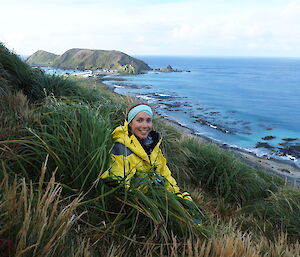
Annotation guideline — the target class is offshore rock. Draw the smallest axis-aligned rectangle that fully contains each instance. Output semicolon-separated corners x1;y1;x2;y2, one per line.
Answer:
255;142;275;149
262;135;276;140
153;65;190;73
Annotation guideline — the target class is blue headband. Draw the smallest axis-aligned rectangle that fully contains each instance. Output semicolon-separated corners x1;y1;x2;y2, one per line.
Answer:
128;105;153;123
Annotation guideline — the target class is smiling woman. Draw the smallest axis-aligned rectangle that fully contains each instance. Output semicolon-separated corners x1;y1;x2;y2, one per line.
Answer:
128;104;153;139
101;103;192;200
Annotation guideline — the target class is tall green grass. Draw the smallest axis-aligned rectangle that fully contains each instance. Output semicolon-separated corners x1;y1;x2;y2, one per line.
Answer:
3;101;114;194
154;119;193;184
243;188;300;241
181;138;284;204
0;43;36;98
78;181;210;257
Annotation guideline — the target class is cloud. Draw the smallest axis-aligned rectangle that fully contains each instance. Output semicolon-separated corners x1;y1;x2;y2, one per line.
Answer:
1;0;300;56
166;0;300;55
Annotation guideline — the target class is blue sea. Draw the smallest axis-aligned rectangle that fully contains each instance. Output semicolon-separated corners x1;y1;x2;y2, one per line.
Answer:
102;56;300;167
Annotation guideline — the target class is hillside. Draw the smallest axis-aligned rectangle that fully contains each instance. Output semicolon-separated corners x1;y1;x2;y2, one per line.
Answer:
1;42;300;256
26;48;151;74
26;50;59;66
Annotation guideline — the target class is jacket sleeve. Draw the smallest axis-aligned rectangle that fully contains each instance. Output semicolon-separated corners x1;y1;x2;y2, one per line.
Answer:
101;143;137;188
155;152;181;195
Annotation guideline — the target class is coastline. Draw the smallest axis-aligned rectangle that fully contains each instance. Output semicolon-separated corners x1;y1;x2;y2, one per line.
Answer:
162;116;300;188
101;79;300;188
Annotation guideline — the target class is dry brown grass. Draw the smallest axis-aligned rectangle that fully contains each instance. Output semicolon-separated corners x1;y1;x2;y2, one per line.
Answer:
0;90;32;141
166;229;300;257
0;157;91;257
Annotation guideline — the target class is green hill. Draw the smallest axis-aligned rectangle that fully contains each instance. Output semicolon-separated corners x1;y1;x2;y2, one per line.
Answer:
26;50;59;66
26;48;151;74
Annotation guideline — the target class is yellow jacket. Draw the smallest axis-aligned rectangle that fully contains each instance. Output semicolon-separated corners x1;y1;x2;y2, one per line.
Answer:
101;121;180;194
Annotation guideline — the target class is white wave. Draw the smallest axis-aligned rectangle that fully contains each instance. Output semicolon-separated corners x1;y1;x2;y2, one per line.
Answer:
136;95;156;103
177;121;187;127
246;148;299;165
155;93;171;97
286;154;297;161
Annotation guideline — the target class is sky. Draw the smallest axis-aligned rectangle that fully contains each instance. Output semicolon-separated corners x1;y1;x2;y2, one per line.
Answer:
1;0;300;57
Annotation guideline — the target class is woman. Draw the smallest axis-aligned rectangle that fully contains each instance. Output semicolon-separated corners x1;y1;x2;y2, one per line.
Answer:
101;103;191;200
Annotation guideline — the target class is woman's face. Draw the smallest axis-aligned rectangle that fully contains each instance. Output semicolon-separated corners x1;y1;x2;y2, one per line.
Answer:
129;111;153;139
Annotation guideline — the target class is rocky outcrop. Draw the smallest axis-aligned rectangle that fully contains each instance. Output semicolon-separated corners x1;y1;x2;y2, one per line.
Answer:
153;65;190;73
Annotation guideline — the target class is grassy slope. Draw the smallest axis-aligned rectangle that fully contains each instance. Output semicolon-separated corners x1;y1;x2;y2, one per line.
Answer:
1;42;300;256
26;50;59;66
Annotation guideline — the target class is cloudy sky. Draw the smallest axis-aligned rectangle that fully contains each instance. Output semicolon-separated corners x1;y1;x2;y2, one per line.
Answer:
1;0;300;57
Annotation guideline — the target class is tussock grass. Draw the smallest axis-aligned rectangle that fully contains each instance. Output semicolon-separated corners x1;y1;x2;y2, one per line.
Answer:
29;73;83;101
0;160;91;257
0;90;31;141
154;119;193;183
3;100;114;194
76;180;210;256
243;187;300;241
181;138;283;204
0;43;36;98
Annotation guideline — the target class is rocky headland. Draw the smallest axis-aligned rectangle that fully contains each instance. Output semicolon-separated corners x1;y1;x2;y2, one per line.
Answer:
26;48;151;74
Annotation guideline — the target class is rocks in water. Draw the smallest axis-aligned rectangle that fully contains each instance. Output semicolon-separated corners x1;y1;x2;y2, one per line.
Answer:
194;118;230;134
113;83;151;89
278;143;300;158
277;137;300;159
282;138;298;142
153;65;190;73
255;142;275;149
209;111;220;116
164;102;181;108
262;135;276;140
242;121;251;125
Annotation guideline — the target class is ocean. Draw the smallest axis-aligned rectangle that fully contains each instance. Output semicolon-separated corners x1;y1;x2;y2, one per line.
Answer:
102;56;300;167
